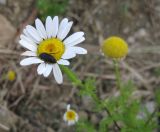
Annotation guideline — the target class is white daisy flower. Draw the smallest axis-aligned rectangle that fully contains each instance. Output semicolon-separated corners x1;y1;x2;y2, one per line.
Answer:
63;104;79;126
19;16;87;84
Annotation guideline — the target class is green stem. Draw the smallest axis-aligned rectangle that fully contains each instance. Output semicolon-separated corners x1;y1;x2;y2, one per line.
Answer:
113;59;121;89
60;65;83;87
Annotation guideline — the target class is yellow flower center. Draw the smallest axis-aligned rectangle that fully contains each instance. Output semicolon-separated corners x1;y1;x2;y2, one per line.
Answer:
66;110;76;121
7;70;16;81
101;36;128;59
37;38;65;62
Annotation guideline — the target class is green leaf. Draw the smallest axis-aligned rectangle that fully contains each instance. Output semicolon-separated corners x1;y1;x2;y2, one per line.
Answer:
36;0;69;20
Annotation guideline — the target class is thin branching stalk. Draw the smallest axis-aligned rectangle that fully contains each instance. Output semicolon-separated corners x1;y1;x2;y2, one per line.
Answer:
105;107;121;131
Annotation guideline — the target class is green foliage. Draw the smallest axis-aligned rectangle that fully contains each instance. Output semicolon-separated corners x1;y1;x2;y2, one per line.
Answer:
62;66;157;132
60;66;102;110
79;78;103;112
100;81;156;132
153;68;160;77
76;120;96;132
155;88;160;106
36;0;69;20
79;78;97;97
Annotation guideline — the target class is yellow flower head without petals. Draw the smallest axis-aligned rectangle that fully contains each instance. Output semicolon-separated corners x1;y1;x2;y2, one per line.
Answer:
101;36;128;59
7;70;16;81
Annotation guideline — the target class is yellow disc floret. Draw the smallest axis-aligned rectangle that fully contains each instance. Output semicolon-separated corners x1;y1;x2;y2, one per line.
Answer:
101;36;128;59
7;70;16;81
37;38;65;61
66;110;77;121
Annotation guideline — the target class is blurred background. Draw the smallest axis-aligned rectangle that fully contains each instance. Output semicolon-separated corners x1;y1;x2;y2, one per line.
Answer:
0;0;160;131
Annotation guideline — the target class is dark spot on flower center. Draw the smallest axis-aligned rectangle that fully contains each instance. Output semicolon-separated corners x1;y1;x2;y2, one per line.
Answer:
39;53;57;64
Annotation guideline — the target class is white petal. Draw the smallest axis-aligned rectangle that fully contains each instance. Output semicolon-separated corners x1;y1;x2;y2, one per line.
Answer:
53;64;63;84
63;32;84;45
70;47;87;54
26;25;42;42
43;64;53;77
58;18;68;34
65;37;85;47
68;121;75;126
20;57;43;66
52;16;59;37
19;40;37;51
23;29;38;43
46;16;59;38
46;16;54;38
35;18;47;39
21;51;37;56
57;21;73;40
63;112;67;121
23;29;31;38
37;63;46;75
20;34;36;45
67;104;71;111
61;48;76;59
75;113;79;122
57;59;70;65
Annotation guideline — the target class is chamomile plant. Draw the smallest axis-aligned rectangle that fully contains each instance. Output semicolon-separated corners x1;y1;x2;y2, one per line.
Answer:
63;104;79;126
19;16;87;84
